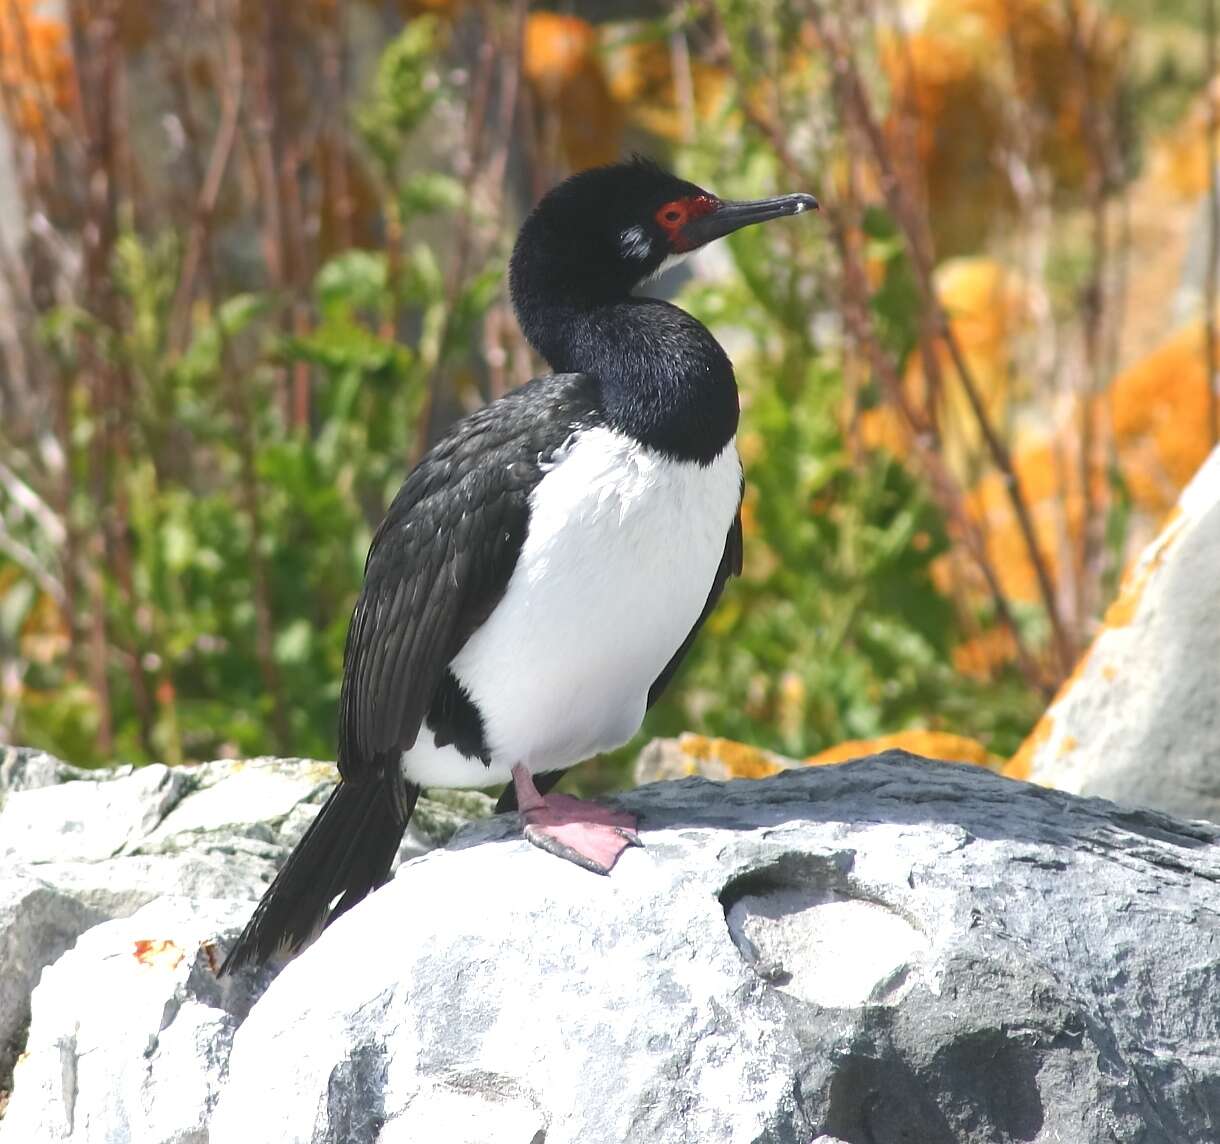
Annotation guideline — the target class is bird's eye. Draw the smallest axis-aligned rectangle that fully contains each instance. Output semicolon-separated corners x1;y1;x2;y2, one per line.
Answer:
655;200;689;230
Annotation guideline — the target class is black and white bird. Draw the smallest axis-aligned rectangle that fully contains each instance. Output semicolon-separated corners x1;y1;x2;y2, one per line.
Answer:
221;158;817;972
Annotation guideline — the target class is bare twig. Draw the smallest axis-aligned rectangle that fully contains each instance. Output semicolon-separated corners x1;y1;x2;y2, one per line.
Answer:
1061;0;1118;637
168;7;243;355
0;458;65;545
0;517;65;605
415;0;527;456
807;2;1075;678
707;0;1049;692
1207;0;1220;446
67;0;125;754
321;0;353;253
244;0;286;288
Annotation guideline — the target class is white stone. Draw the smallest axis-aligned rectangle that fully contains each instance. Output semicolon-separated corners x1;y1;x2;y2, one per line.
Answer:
0;764;189;863
212;757;1220;1144
0;748;492;1134
1020;445;1220;820
0;897;260;1144
7;749;1220;1140
139;760;332;851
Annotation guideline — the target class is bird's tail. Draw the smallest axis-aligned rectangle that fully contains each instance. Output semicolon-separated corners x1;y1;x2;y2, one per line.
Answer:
220;768;419;974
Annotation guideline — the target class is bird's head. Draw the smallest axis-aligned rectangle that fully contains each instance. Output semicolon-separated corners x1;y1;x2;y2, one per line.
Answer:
509;157;818;310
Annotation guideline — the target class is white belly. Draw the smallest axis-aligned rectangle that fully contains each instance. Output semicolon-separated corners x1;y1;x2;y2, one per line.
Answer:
401;428;741;789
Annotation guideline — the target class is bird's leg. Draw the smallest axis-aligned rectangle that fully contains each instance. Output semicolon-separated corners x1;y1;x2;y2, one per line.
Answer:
511;763;642;875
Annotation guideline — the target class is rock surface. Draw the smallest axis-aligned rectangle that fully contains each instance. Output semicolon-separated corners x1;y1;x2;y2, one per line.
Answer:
208;754;1220;1144
1;898;261;1144
1009;444;1220;821
0;745;491;1137
6;747;1220;1141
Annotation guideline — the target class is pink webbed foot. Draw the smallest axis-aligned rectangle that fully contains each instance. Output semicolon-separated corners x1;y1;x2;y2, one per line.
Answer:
511;764;642;875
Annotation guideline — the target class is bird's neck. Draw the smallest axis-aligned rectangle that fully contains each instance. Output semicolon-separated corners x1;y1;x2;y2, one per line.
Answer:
515;287;739;466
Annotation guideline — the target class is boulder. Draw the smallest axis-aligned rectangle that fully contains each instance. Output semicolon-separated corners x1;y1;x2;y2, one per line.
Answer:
0;746;492;1122
1008;445;1220;821
210;754;1220;1144
0;898;261;1144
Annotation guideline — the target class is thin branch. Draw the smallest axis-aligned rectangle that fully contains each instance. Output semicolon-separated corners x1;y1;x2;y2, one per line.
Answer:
1207;0;1220;446
0;517;65;605
806;2;1075;677
1061;0;1117;638
707;1;1049;693
168;12;244;354
320;0;353;252
415;0;526;456
0;457;65;545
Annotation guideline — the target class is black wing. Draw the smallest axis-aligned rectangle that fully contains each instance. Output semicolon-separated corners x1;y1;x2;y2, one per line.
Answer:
337;374;601;783
646;495;744;709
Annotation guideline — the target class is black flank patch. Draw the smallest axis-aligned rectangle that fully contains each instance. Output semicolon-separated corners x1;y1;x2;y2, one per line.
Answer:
427;670;491;766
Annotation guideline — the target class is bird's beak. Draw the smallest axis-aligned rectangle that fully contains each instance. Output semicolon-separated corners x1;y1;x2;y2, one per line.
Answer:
683;192;819;247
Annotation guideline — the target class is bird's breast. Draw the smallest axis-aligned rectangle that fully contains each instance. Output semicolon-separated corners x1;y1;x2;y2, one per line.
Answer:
440;427;740;780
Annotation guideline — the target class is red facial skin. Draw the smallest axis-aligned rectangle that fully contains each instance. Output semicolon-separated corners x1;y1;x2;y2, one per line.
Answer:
654;194;719;253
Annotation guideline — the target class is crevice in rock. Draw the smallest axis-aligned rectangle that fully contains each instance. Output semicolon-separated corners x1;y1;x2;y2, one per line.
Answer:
324;1041;389;1144
0;1015;29;1122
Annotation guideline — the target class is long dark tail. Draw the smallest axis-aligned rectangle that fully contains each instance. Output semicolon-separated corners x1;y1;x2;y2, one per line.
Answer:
220;768;419;974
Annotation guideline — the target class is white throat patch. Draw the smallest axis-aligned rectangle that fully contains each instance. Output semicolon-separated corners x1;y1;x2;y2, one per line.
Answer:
644;249;692;284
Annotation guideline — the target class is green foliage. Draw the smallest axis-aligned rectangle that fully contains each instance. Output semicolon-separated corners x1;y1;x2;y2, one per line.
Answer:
356;17;445;170
3;13;1043;785
4;22;472;767
633;223;1040;769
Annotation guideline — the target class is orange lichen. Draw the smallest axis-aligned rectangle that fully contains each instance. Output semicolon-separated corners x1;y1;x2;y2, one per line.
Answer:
523;12;598;89
962;427;1104;604
1101;507;1187;630
0;0;74;148
1006;637;1098;779
603;33;729;143
1151;76;1220;200
858;258;1035;483
676;733;786;779
806;730;1001;770
1004;713;1053;780
857;403;912;459
1109;325;1216;514
878;0;1124;253
522;13;622;170
133;939;185;971
951;626;1019;681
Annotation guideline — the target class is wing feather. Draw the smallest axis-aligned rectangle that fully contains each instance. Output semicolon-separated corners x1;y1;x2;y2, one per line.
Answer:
337;374;600;783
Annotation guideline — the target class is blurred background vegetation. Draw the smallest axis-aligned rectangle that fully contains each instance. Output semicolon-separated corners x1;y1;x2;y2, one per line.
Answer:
0;0;1216;790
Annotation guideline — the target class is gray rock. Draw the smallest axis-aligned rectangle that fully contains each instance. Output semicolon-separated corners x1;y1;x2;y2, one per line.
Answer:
0;756;316;1074
2;763;193;863
0;746;95;796
211;755;1220;1144
0;897;264;1144
0;749;493;1125
0;873;106;1093
1017;445;1220;821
